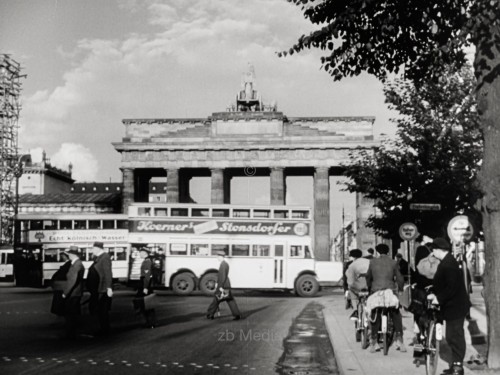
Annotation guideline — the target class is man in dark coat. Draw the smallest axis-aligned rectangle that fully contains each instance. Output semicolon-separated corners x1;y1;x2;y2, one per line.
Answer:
206;251;241;320
61;246;85;338
86;241;113;335
366;243;406;353
428;238;471;375
136;248;157;328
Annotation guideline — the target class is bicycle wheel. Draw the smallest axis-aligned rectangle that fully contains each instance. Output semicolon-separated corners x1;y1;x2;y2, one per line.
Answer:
383;310;394;356
425;321;440;375
355;302;363;342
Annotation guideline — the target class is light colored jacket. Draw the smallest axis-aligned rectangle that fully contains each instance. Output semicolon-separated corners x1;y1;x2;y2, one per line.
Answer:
346;257;370;292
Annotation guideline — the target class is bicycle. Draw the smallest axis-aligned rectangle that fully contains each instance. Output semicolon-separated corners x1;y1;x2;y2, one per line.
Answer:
413;286;442;375
370;305;396;355
353;290;370;349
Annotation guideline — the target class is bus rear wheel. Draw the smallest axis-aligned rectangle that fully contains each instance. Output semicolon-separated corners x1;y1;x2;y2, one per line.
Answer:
172;273;195;295
295;275;319;297
199;273;217;296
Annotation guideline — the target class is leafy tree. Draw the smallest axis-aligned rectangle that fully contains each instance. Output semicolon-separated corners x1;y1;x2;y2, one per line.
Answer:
343;66;482;240
282;0;500;367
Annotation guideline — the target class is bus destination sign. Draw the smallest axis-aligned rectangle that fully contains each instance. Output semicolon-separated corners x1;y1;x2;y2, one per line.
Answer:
131;220;310;236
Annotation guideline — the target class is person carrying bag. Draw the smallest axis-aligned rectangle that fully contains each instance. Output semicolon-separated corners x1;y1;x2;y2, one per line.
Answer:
133;248;157;328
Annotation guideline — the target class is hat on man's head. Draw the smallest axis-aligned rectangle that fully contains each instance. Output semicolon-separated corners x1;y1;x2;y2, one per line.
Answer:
215;251;226;257
93;241;104;249
65;245;80;256
139;248;151;254
349;249;363;259
431;237;451;251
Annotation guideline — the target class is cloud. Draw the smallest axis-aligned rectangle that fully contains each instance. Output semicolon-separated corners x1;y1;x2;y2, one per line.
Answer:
17;0;394;181
50;143;99;182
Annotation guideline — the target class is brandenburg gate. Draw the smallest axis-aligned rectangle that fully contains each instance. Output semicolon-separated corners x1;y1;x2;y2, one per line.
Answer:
113;66;378;261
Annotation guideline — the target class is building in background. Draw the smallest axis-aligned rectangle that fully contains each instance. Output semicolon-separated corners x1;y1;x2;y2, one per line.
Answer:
18;151;74;195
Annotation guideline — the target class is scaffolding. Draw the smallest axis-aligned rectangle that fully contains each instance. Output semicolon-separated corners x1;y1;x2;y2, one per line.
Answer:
0;54;24;245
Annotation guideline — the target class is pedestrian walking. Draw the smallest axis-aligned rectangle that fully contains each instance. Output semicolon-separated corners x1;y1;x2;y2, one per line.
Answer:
61;246;85;338
134;248;157;328
50;252;71;316
427;238;471;375
86;241;113;336
206;251;241;320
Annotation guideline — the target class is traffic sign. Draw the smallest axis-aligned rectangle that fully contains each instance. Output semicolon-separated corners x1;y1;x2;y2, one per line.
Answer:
447;215;474;243
399;222;419;241
409;203;441;211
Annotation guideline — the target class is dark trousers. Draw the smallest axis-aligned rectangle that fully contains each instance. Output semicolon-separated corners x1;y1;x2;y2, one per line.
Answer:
207;291;240;317
371;308;403;339
89;293;112;334
64;296;81;338
446;317;466;365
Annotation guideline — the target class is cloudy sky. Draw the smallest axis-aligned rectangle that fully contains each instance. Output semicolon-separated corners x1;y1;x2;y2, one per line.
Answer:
2;0;397;236
1;0;395;182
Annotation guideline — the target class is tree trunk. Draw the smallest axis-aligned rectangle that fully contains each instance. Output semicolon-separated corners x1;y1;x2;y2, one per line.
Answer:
476;23;500;370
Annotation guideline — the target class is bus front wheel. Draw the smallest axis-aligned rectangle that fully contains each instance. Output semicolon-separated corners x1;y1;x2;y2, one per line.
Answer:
199;273;218;296
295;275;319;297
172;273;195;295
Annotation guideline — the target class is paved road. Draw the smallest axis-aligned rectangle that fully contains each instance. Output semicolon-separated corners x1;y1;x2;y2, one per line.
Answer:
0;287;340;375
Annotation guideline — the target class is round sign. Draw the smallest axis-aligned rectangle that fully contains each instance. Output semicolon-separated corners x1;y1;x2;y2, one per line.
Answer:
447;215;474;243
399;222;419;241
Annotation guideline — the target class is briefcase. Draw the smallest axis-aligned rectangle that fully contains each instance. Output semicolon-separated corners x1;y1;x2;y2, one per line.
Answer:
143;293;158;310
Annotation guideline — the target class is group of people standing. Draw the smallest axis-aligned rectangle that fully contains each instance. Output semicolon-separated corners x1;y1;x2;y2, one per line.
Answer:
51;241;114;338
345;238;471;375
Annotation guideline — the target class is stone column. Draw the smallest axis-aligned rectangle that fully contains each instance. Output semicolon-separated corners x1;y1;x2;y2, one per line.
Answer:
166;168;179;203
270;167;285;205
314;167;330;261
121;168;134;214
211;168;224;204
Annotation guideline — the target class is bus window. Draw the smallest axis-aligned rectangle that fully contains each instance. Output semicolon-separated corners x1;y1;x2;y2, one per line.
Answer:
171;208;188;217
102;220;115;229
20;220;30;231
117;220;128;229
43;220;57;230
60;220;72;230
74;220;87;230
154;208;168;216
232;244;250;256
275;244;284;257
88;220;101;229
211;244;229;256
212;209;229;217
274;210;289;219
30;220;43;230
253;210;270;218
233;209;250;218
170;243;187;255
192;208;209;217
292;210;310;219
191;244;210;256
44;249;58;262
290;245;304;258
138;207;151;216
115;247;127;260
252;244;270;257
304;246;312;259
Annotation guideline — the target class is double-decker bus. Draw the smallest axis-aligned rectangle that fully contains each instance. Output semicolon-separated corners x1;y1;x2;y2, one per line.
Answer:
128;203;342;297
15;214;129;287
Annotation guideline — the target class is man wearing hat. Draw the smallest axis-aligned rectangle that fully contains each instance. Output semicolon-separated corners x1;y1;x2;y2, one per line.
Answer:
206;251;241;320
427;238;471;375
136;248;157;328
86;241;113;335
61;246;84;338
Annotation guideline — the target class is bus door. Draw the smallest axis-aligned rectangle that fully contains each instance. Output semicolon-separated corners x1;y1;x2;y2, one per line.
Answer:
273;243;287;288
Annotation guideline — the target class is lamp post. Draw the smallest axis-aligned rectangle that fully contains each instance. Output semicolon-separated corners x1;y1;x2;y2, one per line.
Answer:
12;155;25;247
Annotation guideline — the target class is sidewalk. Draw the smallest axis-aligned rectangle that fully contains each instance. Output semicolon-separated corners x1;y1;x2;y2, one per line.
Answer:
323;288;492;375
